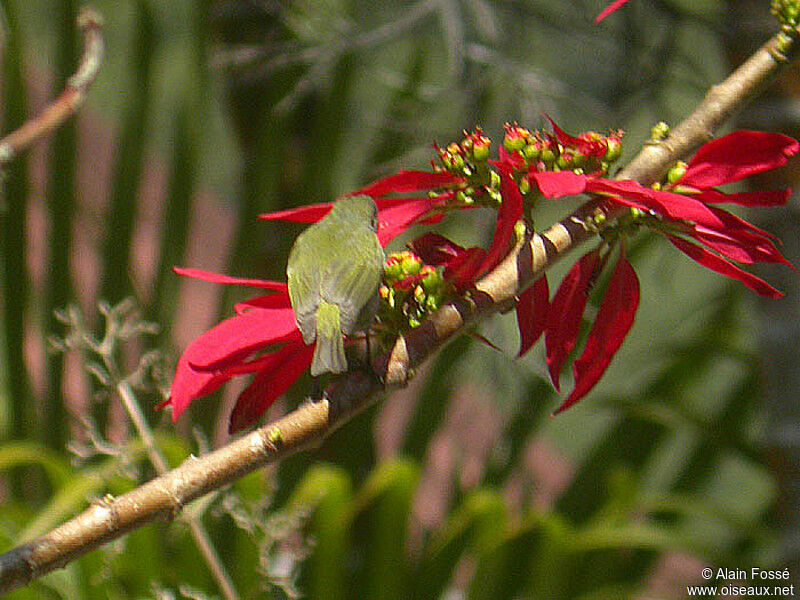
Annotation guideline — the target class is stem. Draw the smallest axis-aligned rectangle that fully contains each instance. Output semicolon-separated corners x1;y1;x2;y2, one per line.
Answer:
0;7;103;165
116;382;240;600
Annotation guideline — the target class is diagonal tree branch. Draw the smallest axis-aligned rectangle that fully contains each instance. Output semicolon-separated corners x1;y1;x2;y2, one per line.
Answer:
0;7;103;167
0;21;796;597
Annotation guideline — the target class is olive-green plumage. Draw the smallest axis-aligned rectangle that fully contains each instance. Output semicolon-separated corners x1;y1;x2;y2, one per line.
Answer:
287;195;384;376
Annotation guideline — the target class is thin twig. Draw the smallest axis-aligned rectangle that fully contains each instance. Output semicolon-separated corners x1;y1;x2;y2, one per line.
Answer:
0;19;795;598
0;7;103;166
117;382;240;600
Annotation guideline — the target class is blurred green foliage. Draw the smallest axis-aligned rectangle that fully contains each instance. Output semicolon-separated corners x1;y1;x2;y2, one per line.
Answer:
0;0;795;598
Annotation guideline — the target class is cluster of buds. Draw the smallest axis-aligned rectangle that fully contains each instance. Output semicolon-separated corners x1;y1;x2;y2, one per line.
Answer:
436;127;492;174
503;122;623;176
435;128;502;207
378;251;447;331
772;0;800;29
433;122;623;210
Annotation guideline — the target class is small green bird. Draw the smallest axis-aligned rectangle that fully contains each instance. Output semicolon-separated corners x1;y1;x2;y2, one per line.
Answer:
287;195;384;376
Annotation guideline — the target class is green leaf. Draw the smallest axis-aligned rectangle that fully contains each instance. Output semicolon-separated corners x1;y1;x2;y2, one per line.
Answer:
411;488;506;600
0;0;33;445
0;442;72;486
99;0;157;306
43;0;80;451
352;460;420;600
468;511;571;600
289;465;354;600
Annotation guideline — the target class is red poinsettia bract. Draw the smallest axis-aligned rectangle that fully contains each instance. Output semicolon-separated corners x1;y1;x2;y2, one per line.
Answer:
596;0;633;23
511;128;796;412
258;171;464;246
545;248;639;414
166;124;795;429
513;130;797;298
164;268;313;433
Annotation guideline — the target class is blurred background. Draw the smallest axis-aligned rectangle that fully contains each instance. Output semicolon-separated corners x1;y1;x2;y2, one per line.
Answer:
1;0;799;598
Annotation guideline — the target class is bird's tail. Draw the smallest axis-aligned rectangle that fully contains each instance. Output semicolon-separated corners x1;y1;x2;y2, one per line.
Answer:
312;301;347;376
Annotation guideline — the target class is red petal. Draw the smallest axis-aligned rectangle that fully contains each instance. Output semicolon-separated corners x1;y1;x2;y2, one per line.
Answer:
258;203;332;223
376;197;442;245
544;114;582;148
186;306;301;371
691;226;789;266
530;170;588;198
356;170;463;197
589;178;727;230
695;188;791;207
409;232;465;266
235;293;297;315
704;204;779;240
173;266;288;292
166;356;232;421
444;247;487;291
478;168;524;276
687;207;791;267
545;249;601;390
682;131;799;188
517;274;549;357
228;342;314;433
496;146;526;171
164;347;295;422
554;252;639;414
168;348;290;415
595;0;632;23
667;235;784;298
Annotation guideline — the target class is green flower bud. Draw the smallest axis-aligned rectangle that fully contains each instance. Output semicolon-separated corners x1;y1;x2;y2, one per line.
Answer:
523;142;541;161
420;265;441;293
425;295;440;311
472;139;491;162
540;147;556;165
514;220;527;241
666;161;687;184
630;207;646;219
384;255;403;281
604;137;623;162
593;212;606;228
503;123;529;152
650;121;670;142
556;152;570;169
571;151;588;169
379;284;396;309
772;0;800;28
504;135;526;152
401;252;421;276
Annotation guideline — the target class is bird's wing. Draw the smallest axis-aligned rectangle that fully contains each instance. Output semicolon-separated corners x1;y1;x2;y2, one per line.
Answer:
321;235;384;334
287;231;320;343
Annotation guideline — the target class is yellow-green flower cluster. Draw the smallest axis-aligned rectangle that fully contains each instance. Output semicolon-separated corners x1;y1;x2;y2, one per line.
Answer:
379;251;447;331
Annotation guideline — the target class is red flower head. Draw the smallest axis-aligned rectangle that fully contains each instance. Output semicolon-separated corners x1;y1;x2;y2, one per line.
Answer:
517;128;797;298
509;125;796;411
162;268;313;433
166;121;796;430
